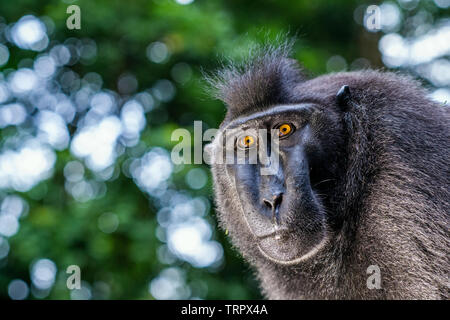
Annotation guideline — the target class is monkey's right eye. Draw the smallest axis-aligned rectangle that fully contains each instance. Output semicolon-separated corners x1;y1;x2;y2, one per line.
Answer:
237;135;256;149
275;123;295;138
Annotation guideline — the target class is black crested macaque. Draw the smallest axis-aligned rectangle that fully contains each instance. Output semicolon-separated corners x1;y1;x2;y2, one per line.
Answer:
205;42;449;299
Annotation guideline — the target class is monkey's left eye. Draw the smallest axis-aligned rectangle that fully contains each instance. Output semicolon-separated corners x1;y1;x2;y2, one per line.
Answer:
276;123;295;138
237;135;256;149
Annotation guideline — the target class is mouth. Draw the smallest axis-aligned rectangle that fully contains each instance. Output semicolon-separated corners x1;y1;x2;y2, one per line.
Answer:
252;213;329;265
256;225;290;240
238;192;328;265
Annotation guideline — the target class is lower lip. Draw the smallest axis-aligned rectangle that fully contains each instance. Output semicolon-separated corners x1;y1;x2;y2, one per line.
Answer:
257;228;289;240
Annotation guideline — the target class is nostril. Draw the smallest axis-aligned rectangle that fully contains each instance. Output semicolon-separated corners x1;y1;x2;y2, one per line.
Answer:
263;199;273;209
263;193;283;210
273;193;283;208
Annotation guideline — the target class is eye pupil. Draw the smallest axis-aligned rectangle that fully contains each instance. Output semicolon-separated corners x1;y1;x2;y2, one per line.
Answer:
239;135;255;148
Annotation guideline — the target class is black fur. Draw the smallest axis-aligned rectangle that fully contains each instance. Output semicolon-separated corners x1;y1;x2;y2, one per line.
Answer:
207;43;449;299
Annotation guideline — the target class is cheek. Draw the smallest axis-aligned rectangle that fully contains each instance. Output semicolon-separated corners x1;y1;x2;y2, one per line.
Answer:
213;165;262;253
228;163;260;203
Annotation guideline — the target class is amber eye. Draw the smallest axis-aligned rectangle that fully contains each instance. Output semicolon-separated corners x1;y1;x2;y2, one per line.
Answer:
277;123;294;137
237;135;256;149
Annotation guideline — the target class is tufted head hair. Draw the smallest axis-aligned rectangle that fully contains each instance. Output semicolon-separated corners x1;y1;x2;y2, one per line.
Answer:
205;39;305;123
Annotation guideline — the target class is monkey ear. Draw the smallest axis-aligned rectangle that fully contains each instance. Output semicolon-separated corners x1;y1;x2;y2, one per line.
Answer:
336;85;351;111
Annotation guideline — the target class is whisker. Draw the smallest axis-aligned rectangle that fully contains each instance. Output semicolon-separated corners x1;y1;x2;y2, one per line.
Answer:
312;178;335;188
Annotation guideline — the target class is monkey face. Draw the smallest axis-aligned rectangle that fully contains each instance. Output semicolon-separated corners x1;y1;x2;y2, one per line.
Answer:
209;103;343;265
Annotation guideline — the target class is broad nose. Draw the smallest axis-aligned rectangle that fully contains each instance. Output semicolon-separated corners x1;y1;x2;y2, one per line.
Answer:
262;193;283;211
